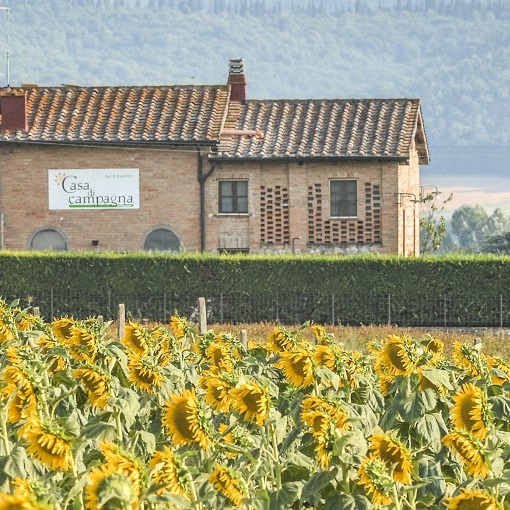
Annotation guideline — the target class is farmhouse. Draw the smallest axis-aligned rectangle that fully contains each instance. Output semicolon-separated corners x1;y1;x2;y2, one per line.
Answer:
0;59;429;255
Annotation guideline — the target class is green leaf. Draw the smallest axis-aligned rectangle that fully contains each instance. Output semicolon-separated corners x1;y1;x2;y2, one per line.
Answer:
416;457;446;504
268;482;301;510
398;388;437;423
415;413;448;453
420;369;454;390
3;446;36;479
302;471;331;496
81;421;117;441
281;464;310;484
324;493;371;510
114;388;141;428
245;490;270;510
137;430;156;455
490;396;510;420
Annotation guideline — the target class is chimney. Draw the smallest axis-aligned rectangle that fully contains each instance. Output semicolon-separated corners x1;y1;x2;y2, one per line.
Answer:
227;58;246;102
0;89;28;132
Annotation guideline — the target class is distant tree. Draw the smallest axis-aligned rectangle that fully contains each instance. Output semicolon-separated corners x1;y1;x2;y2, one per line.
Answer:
420;190;453;254
450;205;489;252
482;232;510;254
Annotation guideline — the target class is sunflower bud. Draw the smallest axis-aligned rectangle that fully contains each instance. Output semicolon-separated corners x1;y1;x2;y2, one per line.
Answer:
97;473;134;510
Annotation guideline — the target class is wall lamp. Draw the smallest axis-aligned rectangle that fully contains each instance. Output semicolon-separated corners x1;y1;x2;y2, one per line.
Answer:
420;185;441;201
395;192;418;207
92;240;99;247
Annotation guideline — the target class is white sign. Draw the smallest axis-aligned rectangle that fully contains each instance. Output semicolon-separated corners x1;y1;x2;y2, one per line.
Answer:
48;169;139;210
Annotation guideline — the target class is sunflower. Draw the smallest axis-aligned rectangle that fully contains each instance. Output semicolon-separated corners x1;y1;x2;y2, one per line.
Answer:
451;383;489;440
209;464;247;508
0;365;37;423
301;396;350;432
369;434;412;485
51;317;75;343
170;316;188;340
122;322;150;356
358;455;394;507
0;320;15;343
312;324;327;344
162;389;211;449
205;341;235;373
149;447;190;499
276;349;315;387
199;373;234;413
23;419;73;471
301;409;334;468
444;488;502;510
14;310;36;332
66;326;98;364
85;464;137;510
485;355;510;385
127;353;164;394
0;494;52;509
442;431;489;478
424;337;444;366
452;341;487;378
98;441;144;501
265;327;295;353
73;367;110;409
230;382;269;427
312;344;336;370
377;335;415;376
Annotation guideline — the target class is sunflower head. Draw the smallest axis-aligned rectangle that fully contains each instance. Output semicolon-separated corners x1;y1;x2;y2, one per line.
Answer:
485;354;510;386
423;337;444;366
369;434;412;485
149;447;191;499
312;344;336;370
122;322;150;356
0;493;53;509
276;349;315;387
377;335;416;376
23;419;74;471
66;325;99;364
51;317;75;343
127;353;164;394
0;319;16;343
209;464;248;508
301;396;350;432
162;389;212;449
73;367;110;408
451;383;490;440
170;316;189;341
358;455;394;507
265;327;296;353
452;341;488;378
205;341;235;373
199;372;235;413
230;382;270;427
442;430;489;479
85;464;136;510
444;488;503;510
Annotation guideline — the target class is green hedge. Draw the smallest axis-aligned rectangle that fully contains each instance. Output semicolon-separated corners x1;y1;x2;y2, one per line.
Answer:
1;252;510;324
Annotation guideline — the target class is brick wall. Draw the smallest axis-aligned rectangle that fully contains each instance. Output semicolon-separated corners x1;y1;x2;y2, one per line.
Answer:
0;144;201;251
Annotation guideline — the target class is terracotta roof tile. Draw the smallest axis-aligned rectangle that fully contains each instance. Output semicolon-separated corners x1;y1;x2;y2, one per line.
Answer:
0;85;230;145
216;98;429;164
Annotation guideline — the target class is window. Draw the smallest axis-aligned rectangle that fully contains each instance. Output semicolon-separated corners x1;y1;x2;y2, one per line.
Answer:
218;180;248;214
330;180;357;217
144;228;180;252
29;229;67;251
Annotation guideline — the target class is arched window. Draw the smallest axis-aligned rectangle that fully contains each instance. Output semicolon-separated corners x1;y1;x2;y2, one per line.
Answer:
144;228;180;252
30;229;67;251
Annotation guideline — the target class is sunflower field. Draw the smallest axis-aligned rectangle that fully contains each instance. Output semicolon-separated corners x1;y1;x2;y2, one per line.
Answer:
1;299;510;509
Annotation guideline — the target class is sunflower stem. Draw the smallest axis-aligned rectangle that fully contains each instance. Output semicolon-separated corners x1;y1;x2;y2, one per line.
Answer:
114;407;124;442
392;484;402;510
269;424;282;491
70;458;84;510
0;406;11;455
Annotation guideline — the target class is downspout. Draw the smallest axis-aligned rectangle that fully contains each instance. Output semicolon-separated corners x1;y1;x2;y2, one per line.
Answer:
197;148;216;252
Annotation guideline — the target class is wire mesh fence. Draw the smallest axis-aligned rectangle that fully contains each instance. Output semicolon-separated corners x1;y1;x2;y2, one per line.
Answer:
4;290;510;327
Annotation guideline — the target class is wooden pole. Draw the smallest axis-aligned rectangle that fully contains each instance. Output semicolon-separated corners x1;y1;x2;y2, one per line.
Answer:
198;297;207;334
240;329;248;349
118;303;125;340
33;307;40;317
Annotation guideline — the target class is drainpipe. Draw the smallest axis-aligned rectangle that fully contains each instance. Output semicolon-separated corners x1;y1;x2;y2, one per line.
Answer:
0;212;4;249
197;149;216;252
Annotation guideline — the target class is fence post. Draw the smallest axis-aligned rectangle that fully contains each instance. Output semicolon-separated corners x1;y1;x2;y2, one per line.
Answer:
198;297;207;334
118;303;125;340
33;306;40;317
276;293;279;322
163;290;167;321
501;294;503;329
387;294;391;325
220;293;224;323
50;288;54;319
443;294;447;329
240;329;248;349
331;294;335;325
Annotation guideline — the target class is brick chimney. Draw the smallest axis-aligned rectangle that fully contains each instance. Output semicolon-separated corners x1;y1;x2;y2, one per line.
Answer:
227;58;246;102
0;89;28;132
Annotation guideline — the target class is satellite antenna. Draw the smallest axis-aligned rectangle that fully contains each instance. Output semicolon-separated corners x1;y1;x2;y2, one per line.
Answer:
0;7;9;86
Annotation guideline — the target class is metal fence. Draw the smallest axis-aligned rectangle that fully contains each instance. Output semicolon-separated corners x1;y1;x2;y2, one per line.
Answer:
4;290;510;327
